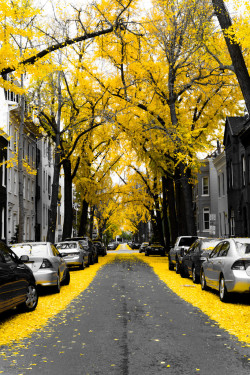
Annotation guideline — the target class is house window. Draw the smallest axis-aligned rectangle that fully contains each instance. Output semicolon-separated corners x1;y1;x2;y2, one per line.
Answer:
2;157;6;187
230;161;234;188
230;210;235;236
218;175;221;197
242;155;246;187
222;173;225;195
14;170;18;195
202;177;209;195
203;208;210;231
1;207;5;239
23;176;26;199
48;175;51;196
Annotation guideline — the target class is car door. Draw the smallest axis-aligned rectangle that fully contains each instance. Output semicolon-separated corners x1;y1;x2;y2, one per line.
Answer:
212;242;230;289
0;243;27;313
51;244;66;281
204;243;223;287
184;242;197;276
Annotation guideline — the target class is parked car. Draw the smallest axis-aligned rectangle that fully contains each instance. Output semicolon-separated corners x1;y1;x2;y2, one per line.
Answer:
181;238;221;282
93;240;107;256
0;240;38;314
168;236;198;272
200;238;250;302
56;241;89;269
107;242;118;251
145;242;165;256
65;237;98;264
139;242;149;253
11;242;70;293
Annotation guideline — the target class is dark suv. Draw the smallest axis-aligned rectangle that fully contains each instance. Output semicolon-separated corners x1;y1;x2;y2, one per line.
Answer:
168;236;198;273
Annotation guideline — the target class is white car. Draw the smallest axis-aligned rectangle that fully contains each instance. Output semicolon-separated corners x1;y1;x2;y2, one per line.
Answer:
11;242;70;293
201;238;250;302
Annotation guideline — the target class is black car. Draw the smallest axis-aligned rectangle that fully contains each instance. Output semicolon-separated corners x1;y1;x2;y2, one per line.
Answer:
65;237;98;265
93;240;107;256
181;238;221;282
0;241;38;315
145;242;165;257
107;242;118;250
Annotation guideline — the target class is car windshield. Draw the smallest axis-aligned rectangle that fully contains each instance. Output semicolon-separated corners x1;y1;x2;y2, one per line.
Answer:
235;241;250;255
179;237;197;246
11;244;49;257
57;243;77;249
201;240;221;251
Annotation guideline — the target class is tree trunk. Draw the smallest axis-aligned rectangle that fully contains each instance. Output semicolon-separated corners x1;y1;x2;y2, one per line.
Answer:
212;0;250;114
174;166;187;235
165;175;178;246
89;205;95;239
17;78;25;243
179;164;197;236
47;149;60;243
78;199;89;236
62;159;73;240
162;176;171;252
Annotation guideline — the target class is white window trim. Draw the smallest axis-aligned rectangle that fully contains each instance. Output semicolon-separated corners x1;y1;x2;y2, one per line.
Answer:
202;176;209;196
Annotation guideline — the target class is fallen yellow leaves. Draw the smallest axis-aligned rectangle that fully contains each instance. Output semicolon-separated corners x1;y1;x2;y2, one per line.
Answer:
0;255;115;347
1;252;250;349
139;254;250;345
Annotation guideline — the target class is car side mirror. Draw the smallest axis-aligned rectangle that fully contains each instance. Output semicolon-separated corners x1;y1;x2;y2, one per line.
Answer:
20;255;29;262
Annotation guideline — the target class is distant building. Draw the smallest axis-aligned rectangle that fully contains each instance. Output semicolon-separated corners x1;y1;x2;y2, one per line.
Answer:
213;150;229;237
223;115;250;236
194;155;219;238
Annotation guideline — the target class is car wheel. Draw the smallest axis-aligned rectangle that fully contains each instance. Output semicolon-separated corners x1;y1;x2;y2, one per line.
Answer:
63;269;70;285
145;252;149;256
20;283;38;312
192;266;199;283
54;274;61;293
176;261;180;274
180;265;187;278
79;260;85;270
201;270;208;291
169;261;174;270
219;276;229;302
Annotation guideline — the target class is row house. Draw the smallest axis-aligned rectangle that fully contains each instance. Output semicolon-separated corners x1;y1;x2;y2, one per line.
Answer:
224;115;250;237
0;83;64;244
195;114;250;239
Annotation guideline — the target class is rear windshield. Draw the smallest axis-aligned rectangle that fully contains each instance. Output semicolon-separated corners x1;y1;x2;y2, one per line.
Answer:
201;240;220;251
11;244;48;257
57;243;77;249
235;241;250;255
179;237;197;246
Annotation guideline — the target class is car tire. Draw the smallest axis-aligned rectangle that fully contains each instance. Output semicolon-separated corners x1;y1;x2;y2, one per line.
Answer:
201;270;208;291
192;266;199;283
54;274;61;293
19;283;38;312
219;276;229;302
63;269;70;285
145;252;149;256
180;265;187;278
169;260;174;270
79;260;85;270
176;261;180;274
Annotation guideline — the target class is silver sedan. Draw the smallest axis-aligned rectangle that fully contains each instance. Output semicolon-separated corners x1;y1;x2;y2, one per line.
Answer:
56;241;89;269
11;242;70;293
200;238;250;302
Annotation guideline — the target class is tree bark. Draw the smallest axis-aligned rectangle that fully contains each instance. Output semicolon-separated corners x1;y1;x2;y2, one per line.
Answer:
78;199;89;236
62;159;73;240
47;149;60;243
17;84;25;243
165;175;178;245
162;176;171;251
212;0;250;114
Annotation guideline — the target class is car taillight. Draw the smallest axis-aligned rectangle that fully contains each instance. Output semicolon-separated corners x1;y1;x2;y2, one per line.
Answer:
231;260;250;270
40;259;53;268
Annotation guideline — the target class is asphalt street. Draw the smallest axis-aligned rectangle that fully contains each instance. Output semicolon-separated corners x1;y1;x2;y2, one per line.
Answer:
1;248;250;375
